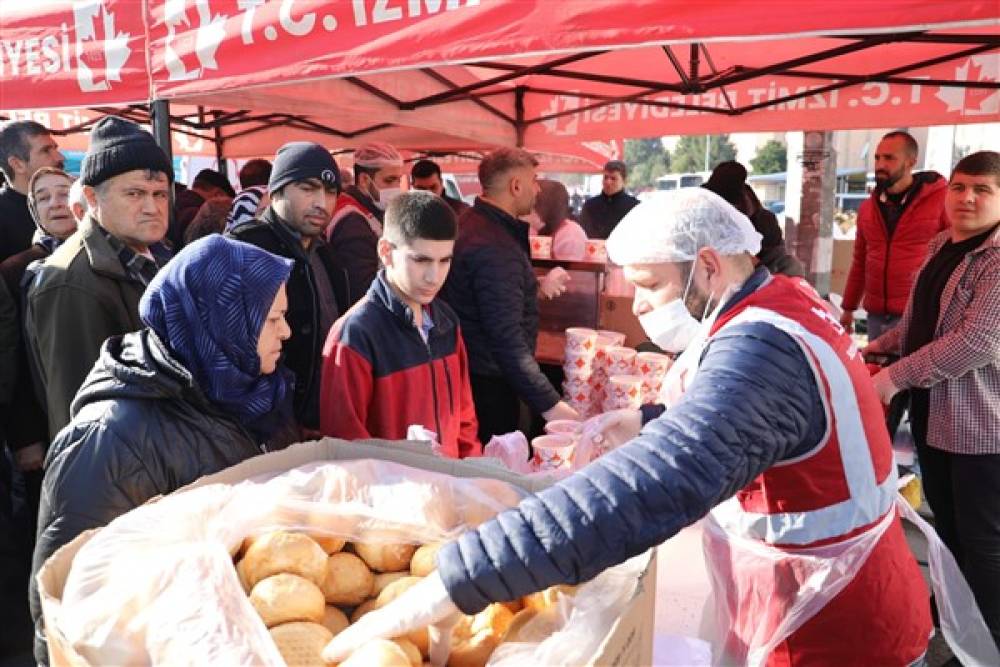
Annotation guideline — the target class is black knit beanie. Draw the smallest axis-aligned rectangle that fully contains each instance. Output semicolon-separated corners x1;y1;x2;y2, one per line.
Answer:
268;142;340;194
80;116;174;187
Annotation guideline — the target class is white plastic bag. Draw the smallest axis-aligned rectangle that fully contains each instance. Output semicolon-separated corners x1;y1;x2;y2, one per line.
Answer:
52;458;647;666
483;431;533;474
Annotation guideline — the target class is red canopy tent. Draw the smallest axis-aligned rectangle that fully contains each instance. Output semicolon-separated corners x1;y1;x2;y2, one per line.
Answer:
2;1;997;158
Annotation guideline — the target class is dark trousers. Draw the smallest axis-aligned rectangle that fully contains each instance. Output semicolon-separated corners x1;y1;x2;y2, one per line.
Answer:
470;374;521;444
916;441;1000;648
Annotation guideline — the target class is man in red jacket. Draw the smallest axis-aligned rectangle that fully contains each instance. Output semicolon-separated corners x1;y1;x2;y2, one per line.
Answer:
319;190;481;458
840;131;949;339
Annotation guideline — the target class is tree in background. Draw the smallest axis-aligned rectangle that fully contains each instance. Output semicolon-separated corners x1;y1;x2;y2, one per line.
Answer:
750;139;788;174
623;138;671;190
670;134;738;173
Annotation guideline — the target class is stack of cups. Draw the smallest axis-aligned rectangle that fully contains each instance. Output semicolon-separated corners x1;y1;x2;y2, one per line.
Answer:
604;374;643;411
563;328;598;416
635;351;672;404
529;235;553;259
591;331;626;414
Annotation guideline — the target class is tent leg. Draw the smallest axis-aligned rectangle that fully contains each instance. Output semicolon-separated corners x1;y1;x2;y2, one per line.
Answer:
515;86;526;147
150;100;177;232
214;118;226;178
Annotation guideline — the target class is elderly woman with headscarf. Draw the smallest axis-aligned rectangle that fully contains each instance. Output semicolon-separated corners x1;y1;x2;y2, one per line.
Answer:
28;235;297;664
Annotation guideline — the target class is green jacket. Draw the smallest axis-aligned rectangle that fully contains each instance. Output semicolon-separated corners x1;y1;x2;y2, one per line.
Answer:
25;217;146;438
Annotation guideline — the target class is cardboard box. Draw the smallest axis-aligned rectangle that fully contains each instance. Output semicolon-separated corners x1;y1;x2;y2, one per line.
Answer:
38;438;655;666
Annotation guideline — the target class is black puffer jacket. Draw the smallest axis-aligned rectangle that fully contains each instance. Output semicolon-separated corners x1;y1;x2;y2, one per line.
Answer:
29;330;277;664
228;208;346;429
439;198;560;414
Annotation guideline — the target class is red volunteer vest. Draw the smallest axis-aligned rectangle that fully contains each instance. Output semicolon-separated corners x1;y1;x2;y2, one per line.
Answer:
706;275;931;666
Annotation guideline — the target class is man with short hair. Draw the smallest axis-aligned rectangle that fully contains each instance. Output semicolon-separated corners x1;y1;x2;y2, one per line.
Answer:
326;142;404;308
320;190;480;458
411;158;470;216
440;148;579;442
26;117;173;438
229;142;343;431
579;159;639;240
0;121;65;262
840;130;948;339
170;168;236;248
68;178;88;223
326;187;934;667
868;150;1000;648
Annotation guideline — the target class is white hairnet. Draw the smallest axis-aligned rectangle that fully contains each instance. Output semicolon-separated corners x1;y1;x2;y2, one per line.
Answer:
607;187;762;265
353;142;403;169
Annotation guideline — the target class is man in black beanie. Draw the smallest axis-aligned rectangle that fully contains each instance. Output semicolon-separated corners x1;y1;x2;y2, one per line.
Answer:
228;141;344;431
25;116;174;439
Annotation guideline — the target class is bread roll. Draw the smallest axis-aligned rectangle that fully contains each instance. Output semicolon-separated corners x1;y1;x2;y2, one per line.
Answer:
392;638;422;667
321;605;349;637
250;573;325;628
409;544;441;578
372;571;411;597
269;621;332;667
354;542;416;572
521;584;576;613
448;603;514;667
350;598;379;623
241;531;328;589
236;558;253;594
321;552;374;606
339;638;412;667
310;534;346;555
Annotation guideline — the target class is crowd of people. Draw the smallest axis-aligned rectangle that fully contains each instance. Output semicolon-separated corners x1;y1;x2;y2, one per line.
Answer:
0;114;997;665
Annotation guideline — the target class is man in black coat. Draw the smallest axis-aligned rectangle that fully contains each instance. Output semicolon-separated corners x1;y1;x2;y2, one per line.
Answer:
229;142;344;431
440;148;579;442
0;121;65;262
579;160;639;240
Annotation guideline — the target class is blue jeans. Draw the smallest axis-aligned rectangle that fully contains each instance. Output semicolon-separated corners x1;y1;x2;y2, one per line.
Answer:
867;312;901;341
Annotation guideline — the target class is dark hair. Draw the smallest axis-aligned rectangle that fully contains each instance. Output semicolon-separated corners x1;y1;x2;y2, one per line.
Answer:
703;161;750;215
881;131;919;160
0;120;51;181
239;159;272;189
184;197;235;245
478;148;538;193
384;190;457;245
603;160;628;179
534;179;570;236
952;150;1000;185
192;169;236;197
410;159;442;180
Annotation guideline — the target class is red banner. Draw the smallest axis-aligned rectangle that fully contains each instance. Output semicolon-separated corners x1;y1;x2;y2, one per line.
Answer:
0;1;149;108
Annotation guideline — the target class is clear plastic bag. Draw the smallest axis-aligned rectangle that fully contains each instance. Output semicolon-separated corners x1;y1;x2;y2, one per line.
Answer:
52;458;647;666
54;459;524;665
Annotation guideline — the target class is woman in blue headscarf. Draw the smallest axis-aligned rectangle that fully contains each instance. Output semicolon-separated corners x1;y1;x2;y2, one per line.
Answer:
30;236;297;662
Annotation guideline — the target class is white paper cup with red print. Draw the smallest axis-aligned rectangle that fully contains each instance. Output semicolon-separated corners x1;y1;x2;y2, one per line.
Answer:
605;345;637;376
545;419;583;440
564;349;595;375
584;239;608;262
565;327;598;355
604;374;643;411
532;434;575;471
597;330;626;347
636;351;672;380
529;235;553;259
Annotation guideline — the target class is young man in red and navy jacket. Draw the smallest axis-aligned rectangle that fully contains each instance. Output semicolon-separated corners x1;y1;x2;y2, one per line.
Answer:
319;190;481;458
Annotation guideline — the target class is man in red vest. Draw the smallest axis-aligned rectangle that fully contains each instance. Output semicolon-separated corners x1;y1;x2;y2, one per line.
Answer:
324;188;934;666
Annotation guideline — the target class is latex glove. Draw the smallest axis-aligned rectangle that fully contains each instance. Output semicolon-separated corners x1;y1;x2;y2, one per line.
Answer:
578;409;642;465
872;368;900;405
538;267;570;300
14;442;44;472
542;400;581;423
323;570;460;665
839;310;854;334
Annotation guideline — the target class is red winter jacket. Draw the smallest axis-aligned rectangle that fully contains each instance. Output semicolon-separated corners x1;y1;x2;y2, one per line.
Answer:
319;271;481;458
842;173;948;316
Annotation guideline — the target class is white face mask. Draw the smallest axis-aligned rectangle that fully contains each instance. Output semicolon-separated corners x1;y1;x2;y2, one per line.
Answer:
372;186;403;211
637;260;713;354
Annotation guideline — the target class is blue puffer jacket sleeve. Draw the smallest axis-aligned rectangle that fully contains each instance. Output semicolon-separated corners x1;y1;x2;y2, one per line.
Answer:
437;319;825;613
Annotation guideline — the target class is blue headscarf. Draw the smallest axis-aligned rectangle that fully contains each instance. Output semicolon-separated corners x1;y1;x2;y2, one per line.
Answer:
140;235;294;426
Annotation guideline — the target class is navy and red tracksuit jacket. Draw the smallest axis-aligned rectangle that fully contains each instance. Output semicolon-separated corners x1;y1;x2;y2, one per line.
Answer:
319;271;481;458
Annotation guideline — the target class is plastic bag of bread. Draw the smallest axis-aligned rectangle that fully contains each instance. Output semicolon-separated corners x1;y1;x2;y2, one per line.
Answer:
46;451;649;667
47;458;522;665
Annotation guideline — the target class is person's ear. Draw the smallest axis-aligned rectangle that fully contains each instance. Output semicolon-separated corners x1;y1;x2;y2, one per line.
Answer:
698;247;724;285
82;184;99;210
377;237;394;267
